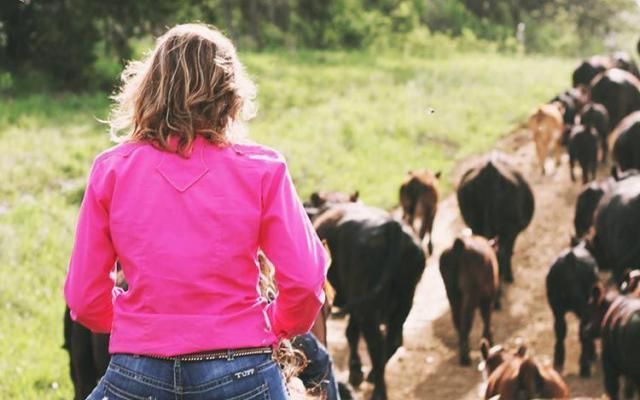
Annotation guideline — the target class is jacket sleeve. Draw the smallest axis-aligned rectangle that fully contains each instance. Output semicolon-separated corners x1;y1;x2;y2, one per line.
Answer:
259;157;327;339
64;157;117;333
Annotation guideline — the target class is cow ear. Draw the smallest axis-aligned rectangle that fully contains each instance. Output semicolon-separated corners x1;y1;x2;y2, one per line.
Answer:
310;192;322;206
611;166;620;181
453;238;465;253
570;235;579;247
435;171;442;179
350;190;360;202
480;338;490;361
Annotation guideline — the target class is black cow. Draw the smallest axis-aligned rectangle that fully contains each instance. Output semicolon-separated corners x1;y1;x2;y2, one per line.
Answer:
313;203;426;400
304;190;359;221
572;56;612;88
588;174;640;284
590;68;640;131
572;177;615;245
583;285;640;399
568;124;598;184
612;111;640;173
457;152;534;283
551;89;584;144
580;103;610;162
612;51;640;79
63;307;110;400
546;243;599;377
63;266;126;399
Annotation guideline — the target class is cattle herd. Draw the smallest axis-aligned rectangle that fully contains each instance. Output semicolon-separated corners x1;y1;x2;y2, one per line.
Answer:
63;51;640;400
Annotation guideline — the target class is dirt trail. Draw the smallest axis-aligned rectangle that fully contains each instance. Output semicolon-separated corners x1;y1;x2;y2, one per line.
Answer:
325;129;608;399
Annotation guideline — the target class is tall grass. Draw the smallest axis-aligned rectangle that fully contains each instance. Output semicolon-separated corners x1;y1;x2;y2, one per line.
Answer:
0;49;573;398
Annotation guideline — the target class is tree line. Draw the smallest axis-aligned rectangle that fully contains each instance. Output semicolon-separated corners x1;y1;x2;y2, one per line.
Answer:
0;0;636;88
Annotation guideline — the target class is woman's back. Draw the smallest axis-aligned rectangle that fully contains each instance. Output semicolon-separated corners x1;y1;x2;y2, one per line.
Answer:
64;24;327;379
65;135;327;357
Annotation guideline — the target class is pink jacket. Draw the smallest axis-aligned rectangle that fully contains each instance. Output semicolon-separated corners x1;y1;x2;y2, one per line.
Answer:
64;135;327;356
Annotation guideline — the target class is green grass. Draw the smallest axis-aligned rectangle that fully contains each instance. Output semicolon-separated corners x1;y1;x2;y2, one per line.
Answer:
0;49;573;398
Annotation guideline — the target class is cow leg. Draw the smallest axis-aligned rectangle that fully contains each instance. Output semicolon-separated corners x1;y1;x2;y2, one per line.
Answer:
403;201;416;232
458;297;475;366
601;135;609;163
91;333;110;378
449;296;462;333
554;140;563;167
417;219;429;252
569;154;576;182
578;319;595;377
535;136;547;175
581;159;590;184
498;235;516;284
360;319;387;400
552;311;567;373
623;377;635;399
406;213;415;232
346;316;364;388
423;207;436;256
479;298;493;345
603;348;620;400
70;322;99;399
384;299;412;363
494;283;502;310
63;309;79;398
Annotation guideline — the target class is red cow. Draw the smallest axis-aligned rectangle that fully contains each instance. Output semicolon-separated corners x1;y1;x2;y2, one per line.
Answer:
440;234;499;365
399;169;440;255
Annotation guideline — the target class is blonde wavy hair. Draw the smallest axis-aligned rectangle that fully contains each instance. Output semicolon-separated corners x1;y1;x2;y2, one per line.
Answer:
109;23;257;155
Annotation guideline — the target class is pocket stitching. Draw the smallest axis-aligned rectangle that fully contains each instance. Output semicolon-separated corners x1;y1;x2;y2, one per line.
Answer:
227;383;269;400
108;364;174;390
104;380;160;400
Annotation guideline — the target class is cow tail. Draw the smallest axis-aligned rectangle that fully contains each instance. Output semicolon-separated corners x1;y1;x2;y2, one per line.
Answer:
62;306;72;350
344;221;404;311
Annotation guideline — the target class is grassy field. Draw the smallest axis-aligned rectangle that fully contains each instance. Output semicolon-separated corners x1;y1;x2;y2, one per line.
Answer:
0;49;573;398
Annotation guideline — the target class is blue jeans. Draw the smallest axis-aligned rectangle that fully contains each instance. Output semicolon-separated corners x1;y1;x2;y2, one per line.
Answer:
87;353;289;399
293;333;340;400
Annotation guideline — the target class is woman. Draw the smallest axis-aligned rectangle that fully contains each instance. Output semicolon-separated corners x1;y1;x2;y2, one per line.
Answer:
64;23;327;399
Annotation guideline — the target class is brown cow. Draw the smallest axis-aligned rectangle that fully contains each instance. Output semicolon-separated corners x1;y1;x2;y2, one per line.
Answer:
482;342;570;400
480;339;512;377
440;233;499;365
309;281;335;348
399;169;440;254
528;103;565;175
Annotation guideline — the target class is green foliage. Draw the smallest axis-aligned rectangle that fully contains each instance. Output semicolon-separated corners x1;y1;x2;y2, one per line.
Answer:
0;0;178;88
1;0;638;88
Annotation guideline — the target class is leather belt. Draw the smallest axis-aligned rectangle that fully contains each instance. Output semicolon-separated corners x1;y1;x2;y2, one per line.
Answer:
141;346;273;362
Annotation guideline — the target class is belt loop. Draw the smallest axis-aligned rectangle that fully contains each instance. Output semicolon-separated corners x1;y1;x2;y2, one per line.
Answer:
226;349;235;361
